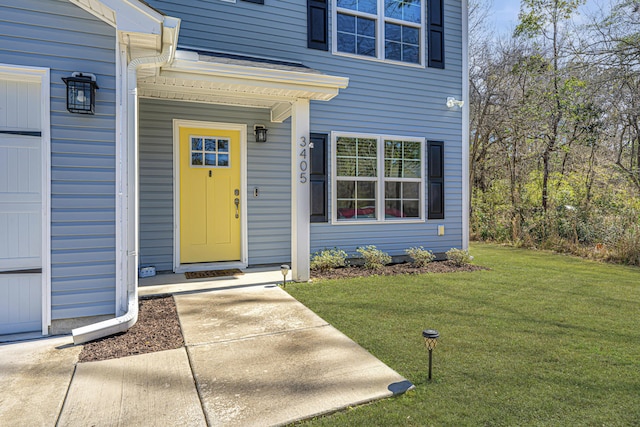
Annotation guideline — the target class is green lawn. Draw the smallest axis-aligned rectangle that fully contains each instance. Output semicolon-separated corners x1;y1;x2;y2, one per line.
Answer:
287;243;640;426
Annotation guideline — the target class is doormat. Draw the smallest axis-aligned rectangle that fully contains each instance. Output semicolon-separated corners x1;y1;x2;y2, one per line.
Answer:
184;269;244;279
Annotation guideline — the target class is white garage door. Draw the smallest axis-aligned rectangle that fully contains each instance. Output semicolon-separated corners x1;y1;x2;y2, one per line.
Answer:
0;75;44;335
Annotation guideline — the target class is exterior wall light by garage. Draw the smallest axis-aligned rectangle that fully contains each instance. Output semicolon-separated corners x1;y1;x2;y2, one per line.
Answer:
446;97;464;109
280;264;290;287
62;72;98;114
422;329;440;380
254;124;268;143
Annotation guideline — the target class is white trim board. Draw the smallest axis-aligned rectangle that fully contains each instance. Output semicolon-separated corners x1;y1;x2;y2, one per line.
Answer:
0;63;51;336
172;120;248;273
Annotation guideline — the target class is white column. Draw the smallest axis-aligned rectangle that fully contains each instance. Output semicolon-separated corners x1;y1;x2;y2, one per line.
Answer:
291;99;310;282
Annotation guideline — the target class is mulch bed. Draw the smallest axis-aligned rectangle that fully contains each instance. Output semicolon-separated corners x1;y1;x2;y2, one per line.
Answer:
311;260;487;280
78;295;184;363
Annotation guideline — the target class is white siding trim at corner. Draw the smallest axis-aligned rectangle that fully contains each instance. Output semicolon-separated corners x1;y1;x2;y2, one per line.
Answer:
1;0;118;321
139;98;292;271
461;0;470;250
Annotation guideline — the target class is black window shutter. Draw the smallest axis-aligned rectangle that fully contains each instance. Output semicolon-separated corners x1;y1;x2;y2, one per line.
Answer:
427;0;445;69
427;141;445;219
310;133;328;222
241;0;264;4
308;0;329;51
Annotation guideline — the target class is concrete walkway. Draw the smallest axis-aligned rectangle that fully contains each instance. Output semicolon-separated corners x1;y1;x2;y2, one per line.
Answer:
0;269;413;426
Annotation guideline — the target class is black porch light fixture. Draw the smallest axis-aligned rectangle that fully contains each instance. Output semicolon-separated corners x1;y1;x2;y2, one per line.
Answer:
422;329;440;381
62;72;98;114
254;124;268;143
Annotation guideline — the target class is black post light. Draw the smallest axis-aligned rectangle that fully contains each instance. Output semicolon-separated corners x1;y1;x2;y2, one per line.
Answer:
422;329;440;381
62;72;98;114
254;124;268;143
280;264;290;287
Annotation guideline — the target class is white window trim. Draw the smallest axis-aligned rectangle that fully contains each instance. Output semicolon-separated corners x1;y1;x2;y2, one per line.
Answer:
331;131;426;225
332;0;426;67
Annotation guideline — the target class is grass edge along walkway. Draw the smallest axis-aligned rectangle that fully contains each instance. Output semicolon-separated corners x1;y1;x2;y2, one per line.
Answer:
287;243;640;426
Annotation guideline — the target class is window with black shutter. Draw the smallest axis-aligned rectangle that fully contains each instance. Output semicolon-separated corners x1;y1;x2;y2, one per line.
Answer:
427;0;445;69
427;140;444;219
308;0;329;51
310;133;328;222
241;0;264;4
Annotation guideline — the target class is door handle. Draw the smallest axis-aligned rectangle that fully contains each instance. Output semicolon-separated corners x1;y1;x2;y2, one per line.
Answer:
234;198;240;219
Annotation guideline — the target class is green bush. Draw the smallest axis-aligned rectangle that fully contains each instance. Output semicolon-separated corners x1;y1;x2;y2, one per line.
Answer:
356;245;392;270
446;248;473;266
405;246;436;267
310;248;348;271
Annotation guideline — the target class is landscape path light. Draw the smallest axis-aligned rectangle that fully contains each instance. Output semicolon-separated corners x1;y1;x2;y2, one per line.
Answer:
280;264;290;287
422;329;440;381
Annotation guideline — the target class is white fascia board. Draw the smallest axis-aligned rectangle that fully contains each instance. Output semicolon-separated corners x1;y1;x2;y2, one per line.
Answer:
69;0;163;35
168;55;350;91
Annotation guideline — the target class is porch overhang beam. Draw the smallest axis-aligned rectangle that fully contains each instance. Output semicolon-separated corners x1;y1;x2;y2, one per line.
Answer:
138;50;348;122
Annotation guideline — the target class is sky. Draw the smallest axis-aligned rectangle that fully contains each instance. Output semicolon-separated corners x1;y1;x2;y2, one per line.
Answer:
488;0;608;37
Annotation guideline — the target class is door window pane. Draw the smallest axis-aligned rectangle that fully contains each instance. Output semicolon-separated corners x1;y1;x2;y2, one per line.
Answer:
191;136;231;168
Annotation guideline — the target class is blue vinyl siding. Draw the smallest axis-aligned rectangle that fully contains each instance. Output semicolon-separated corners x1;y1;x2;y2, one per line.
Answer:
1;0;117;320
139;98;292;271
142;0;465;258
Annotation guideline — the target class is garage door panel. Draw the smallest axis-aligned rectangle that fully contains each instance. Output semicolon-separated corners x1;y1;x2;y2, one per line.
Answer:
0;274;42;334
0;74;44;335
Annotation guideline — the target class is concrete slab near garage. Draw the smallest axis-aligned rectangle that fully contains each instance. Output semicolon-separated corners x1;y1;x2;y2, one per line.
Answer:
0;336;80;426
57;348;206;426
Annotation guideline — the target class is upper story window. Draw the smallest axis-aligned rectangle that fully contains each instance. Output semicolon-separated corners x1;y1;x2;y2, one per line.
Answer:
334;0;424;65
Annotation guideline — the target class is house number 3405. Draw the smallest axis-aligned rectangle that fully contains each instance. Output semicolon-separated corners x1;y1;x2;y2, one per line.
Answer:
299;136;309;183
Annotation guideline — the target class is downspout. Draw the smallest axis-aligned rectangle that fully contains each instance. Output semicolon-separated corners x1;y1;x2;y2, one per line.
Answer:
73;17;180;345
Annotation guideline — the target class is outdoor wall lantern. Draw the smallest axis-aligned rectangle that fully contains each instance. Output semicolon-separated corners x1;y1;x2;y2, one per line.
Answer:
62;72;98;115
254;124;268;143
446;97;464;109
422;329;440;381
280;264;290;287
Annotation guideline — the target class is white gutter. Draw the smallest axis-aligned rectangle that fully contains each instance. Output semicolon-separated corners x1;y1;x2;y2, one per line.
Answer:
72;16;180;345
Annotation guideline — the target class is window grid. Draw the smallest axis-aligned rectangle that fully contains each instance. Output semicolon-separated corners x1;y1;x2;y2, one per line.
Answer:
384;140;422;219
190;136;231;168
335;0;424;65
334;134;424;223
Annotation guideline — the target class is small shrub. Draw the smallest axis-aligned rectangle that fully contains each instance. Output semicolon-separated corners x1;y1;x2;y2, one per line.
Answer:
356;245;392;270
310;248;348;271
446;248;472;266
405;246;435;267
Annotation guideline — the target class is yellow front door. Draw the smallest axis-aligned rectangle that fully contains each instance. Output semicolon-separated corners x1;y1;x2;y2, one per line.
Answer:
180;127;241;263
